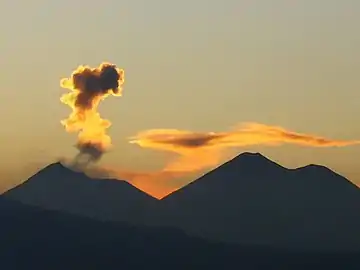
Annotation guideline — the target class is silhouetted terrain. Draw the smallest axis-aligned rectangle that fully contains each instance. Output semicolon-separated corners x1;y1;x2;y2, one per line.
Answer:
156;153;360;251
157;153;360;251
4;162;157;224
2;152;360;269
1;197;359;270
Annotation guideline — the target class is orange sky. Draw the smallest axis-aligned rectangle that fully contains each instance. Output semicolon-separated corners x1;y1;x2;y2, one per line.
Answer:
0;1;359;195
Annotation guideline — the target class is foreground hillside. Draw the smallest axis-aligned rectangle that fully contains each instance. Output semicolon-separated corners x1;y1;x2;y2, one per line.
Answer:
1;197;360;269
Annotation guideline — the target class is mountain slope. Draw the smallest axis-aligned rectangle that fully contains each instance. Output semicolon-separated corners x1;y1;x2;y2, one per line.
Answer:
4;154;360;252
3;162;158;224
156;152;360;251
1;196;359;270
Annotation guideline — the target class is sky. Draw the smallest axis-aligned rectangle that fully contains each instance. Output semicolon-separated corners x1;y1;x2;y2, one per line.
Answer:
0;0;359;196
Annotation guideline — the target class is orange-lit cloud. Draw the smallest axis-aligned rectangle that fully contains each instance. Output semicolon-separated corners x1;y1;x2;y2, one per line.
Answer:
129;122;360;173
60;63;125;166
82;123;360;198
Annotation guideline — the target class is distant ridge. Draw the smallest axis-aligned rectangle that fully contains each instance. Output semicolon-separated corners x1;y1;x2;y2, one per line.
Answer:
3;152;360;252
3;196;359;269
154;152;360;252
4;162;158;224
160;152;288;200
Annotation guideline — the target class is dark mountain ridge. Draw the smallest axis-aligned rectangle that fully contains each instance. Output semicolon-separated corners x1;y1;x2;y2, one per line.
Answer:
4;162;158;224
2;196;360;269
154;152;360;251
3;152;360;252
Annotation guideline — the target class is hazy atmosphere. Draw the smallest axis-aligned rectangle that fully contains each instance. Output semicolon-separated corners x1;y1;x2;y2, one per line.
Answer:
1;0;359;197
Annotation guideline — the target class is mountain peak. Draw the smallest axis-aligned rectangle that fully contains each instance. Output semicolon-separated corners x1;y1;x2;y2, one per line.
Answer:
234;152;272;163
293;163;359;191
4;161;158;224
235;151;279;163
238;151;264;157
161;152;286;200
218;151;286;174
297;163;333;172
22;161;90;186
159;152;360;251
37;161;79;173
39;161;68;172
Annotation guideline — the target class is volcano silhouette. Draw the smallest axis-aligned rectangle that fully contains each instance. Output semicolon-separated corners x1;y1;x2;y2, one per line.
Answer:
4;152;360;252
4;162;158;224
155;152;360;251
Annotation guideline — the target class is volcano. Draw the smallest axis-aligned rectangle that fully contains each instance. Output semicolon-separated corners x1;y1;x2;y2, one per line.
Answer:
4;153;360;252
154;152;360;251
3;162;158;224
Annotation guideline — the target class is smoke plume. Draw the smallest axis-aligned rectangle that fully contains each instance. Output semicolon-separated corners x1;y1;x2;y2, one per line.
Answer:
60;63;125;167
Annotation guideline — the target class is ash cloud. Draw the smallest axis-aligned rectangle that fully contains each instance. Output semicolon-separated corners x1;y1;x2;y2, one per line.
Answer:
60;62;125;165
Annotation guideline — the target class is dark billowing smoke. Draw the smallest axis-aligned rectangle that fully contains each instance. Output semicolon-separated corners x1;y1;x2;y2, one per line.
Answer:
59;62;125;166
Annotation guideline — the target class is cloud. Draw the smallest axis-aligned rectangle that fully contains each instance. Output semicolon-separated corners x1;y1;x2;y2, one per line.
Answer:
129;122;360;172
